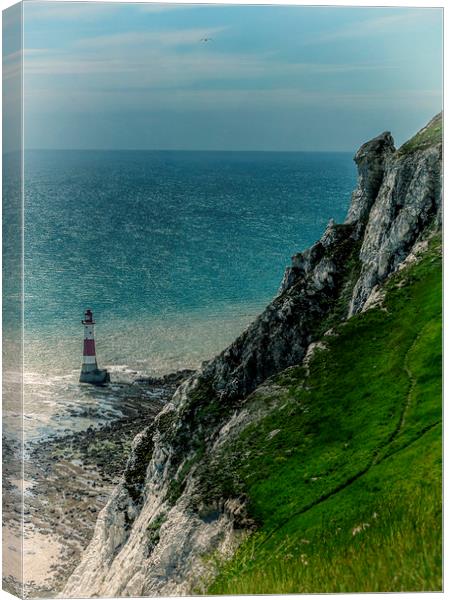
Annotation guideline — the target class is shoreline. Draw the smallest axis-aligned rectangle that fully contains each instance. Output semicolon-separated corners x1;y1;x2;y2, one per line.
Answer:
3;370;194;598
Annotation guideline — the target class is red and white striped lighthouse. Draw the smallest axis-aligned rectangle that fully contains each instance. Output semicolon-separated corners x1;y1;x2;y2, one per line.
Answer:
79;309;110;385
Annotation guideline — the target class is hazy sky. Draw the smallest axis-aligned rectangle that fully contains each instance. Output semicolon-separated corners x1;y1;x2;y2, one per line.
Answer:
17;2;443;151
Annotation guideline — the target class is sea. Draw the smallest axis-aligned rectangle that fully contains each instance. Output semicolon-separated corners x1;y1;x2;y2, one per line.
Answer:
5;149;356;443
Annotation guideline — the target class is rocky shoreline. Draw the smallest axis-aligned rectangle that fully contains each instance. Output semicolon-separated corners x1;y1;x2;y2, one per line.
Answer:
3;370;194;598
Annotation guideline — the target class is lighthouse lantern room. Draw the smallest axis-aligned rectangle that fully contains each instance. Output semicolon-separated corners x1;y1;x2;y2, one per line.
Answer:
79;309;110;385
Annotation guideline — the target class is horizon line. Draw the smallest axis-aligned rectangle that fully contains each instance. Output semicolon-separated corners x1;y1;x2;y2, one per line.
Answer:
21;147;354;154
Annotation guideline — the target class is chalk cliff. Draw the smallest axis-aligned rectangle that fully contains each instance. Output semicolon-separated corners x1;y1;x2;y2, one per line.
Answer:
63;113;442;597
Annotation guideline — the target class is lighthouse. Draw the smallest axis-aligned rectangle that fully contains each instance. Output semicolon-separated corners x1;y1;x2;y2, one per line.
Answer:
79;309;110;385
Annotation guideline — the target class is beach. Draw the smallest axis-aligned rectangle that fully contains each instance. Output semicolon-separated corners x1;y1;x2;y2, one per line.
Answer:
3;372;193;598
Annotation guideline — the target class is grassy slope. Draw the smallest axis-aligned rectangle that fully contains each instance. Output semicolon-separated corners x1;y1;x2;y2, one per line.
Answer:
398;112;442;155
206;236;442;594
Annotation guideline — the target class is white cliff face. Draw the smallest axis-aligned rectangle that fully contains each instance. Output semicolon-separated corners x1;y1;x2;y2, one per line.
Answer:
63;481;237;597
63;388;251;598
348;143;442;315
63;114;442;598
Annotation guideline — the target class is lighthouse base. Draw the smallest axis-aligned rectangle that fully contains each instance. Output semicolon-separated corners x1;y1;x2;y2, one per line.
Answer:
79;367;110;386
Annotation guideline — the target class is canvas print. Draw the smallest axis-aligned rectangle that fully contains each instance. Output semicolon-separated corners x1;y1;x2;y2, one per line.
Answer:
2;1;443;598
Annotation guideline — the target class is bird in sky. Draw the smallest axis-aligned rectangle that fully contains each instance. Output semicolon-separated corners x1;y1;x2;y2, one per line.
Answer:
200;37;213;43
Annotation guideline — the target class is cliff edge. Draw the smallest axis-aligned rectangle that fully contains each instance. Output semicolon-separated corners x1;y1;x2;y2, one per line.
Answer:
63;113;442;597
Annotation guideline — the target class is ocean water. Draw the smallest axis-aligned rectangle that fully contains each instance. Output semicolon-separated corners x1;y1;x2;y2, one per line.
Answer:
10;150;356;440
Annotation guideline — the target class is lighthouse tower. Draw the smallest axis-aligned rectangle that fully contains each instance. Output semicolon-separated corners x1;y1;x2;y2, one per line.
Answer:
79;309;110;385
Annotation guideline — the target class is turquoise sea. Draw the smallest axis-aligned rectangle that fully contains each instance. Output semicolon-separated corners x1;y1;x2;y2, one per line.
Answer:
9;150;356;439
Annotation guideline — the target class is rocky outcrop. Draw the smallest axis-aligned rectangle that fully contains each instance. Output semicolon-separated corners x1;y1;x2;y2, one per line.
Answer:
347;117;442;314
345;131;395;227
63;113;442;598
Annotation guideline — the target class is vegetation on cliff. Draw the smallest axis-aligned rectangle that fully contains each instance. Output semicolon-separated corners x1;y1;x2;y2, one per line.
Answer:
206;235;442;593
398;112;442;156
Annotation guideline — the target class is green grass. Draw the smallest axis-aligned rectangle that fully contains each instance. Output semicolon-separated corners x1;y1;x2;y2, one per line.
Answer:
204;235;442;594
398;113;442;155
146;512;167;556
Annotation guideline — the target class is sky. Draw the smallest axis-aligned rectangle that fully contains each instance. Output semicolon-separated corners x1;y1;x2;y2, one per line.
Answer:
5;2;444;151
